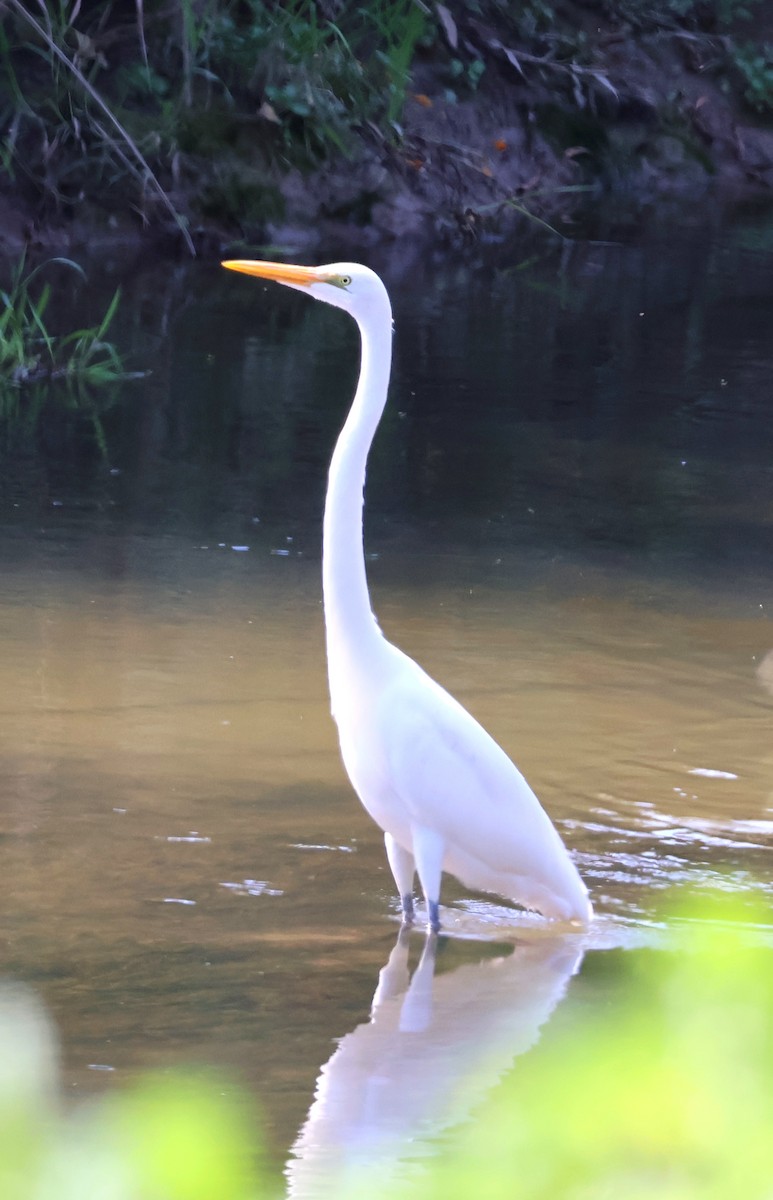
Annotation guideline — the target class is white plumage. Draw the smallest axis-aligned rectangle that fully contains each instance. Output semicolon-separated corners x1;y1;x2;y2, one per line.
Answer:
223;258;592;930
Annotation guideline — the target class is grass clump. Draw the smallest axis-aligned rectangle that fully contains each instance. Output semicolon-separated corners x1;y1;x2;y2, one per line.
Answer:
0;0;434;242
0;255;130;392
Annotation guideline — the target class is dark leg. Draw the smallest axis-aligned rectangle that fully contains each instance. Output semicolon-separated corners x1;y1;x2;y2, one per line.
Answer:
413;825;444;935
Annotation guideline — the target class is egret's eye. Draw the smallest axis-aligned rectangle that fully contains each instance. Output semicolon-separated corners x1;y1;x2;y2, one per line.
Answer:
325;273;352;291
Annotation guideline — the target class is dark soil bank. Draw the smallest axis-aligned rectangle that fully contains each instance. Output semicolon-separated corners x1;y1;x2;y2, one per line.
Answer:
3;1;773;257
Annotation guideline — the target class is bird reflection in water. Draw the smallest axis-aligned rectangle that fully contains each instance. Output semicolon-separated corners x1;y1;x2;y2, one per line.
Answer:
285;928;584;1198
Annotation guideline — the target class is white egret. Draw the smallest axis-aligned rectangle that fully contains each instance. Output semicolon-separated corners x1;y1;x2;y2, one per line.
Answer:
222;259;592;931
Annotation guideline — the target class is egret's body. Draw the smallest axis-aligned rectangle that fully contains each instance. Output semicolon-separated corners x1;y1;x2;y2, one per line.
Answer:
223;258;592;930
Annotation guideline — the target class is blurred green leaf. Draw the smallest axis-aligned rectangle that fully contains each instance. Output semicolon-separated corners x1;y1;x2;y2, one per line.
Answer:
369;898;773;1200
101;1072;261;1200
0;894;769;1199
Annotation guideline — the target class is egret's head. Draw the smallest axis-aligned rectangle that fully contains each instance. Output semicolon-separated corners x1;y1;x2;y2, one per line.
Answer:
221;259;391;324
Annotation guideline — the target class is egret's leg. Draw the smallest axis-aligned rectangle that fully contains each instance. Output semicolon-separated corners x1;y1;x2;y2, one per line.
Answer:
412;825;445;933
384;833;416;923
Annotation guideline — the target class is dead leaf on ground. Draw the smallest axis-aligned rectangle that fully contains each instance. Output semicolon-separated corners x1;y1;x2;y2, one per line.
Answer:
436;4;458;50
259;102;281;124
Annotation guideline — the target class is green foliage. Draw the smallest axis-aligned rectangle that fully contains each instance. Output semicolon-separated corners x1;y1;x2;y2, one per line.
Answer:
731;41;773;111
368;0;428;128
3;0;773;238
714;0;760;23
205;0;430;155
3;0;195;251
0;895;770;1199
359;899;773;1200
0;255;128;389
604;0;763;30
0;1069;261;1200
0;0;434;226
97;1073;261;1200
448;54;486;93
252;0;374;161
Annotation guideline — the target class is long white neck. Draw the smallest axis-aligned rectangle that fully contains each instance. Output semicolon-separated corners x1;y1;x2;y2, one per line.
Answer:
322;302;393;701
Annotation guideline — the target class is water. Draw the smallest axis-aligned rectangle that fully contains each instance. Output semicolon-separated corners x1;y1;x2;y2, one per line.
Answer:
1;219;772;1185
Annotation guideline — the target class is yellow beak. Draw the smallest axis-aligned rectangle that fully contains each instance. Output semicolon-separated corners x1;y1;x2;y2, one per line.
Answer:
221;259;319;287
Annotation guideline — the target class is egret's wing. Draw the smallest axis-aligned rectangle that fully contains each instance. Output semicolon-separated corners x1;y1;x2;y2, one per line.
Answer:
381;668;566;883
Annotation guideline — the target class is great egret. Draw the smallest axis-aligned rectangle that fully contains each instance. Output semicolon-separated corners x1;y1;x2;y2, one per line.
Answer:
222;259;592;931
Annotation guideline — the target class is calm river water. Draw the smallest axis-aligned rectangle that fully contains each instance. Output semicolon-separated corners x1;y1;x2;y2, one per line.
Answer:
1;217;772;1187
